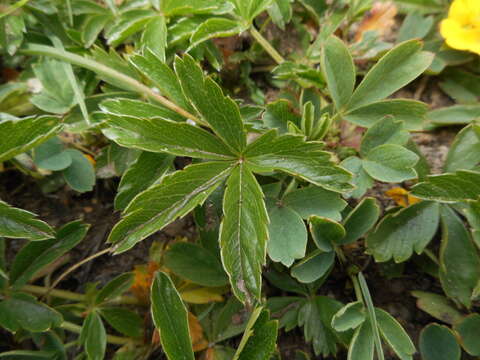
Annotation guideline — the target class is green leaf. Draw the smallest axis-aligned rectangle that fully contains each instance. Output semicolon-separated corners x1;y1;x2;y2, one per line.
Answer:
331;301;366;332
362;144;419;183
10;221;88;288
411;291;464;325
267;201;307;267
268;0;293;30
420;324;460;360
80;311;106;360
115;151;173;211
99;307;143;338
103;114;236;160
283;186;347;221
236;309;278;360
411;170;480;202
375;308;415;358
220;164;268;304
347;40;434;110
151;272;194;360
366;201;440;262
246;131;353;193
344;99;428;130
0;116;62;163
262;99;301;134
190;18;244;50
428;105;480;127
360;118;409;157
0;350;56;359
175;55;246;153
439;206;480;308
160;0;228;17
30;59;77;114
82;15;110;48
33;137;72;171
444;125;480;172
291;250;335;283
140;16;167;62
95;272;134;305
231;0;273;24
62;149;96;193
397;12;434;42
164;242;228;287
340;156;374;198
109;161;233;253
341;198;380;245
130;51;192;113
454;314;480;356
105;9;155;47
309;216;345;252
321;36;355;111
0;293;63;333
348;321;374;360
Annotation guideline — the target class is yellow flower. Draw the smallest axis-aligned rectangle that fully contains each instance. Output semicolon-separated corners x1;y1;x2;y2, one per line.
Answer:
440;0;480;54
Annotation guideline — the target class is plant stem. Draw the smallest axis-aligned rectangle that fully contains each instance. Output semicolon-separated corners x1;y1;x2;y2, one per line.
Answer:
0;0;31;19
249;27;285;65
44;247;113;299
21;44;205;126
22;284;141;305
61;321;140;345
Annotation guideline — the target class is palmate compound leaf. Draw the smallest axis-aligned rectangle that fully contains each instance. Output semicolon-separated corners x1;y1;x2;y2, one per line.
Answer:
102;113;236;160
245;130;353;193
0;116;62;163
108;161;235;254
220;163;269;304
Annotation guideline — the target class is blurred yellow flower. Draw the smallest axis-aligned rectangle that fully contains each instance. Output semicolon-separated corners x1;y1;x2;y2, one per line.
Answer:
440;0;480;54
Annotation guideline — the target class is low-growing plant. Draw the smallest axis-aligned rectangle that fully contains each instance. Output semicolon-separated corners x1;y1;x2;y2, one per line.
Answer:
0;0;479;359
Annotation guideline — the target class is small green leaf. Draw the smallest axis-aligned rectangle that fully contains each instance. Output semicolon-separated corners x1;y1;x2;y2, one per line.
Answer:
140;16;167;62
10;221;88;288
99;307;143;338
101;97;184;122
190;18;244;50
0;116;62;163
220;164;268;304
175;55;246;153
151;272;194;360
246;131;353;193
109;161;233;253
95;272;134;305
164;242;228;287
103;114;236;160
33;137;72;171
283;186;347;221
454;314;480;356
262;99;301;134
62;149;96;193
309;216;345;251
340;156;374;198
397;12;434;42
82;15;110;48
428;104;480;126
420;324;460;360
366;201;439;262
362;144;419;183
439;206;480;308
0;293;63;333
80;311;106;360
348;320;374;360
341;198;379;245
268;0;293;30
444;125;480;172
347;40;434;110
331;301;366;332
267;201;307;267
411;291;464;325
411;170;480;202
114;151;173;211
0;200;54;241
360;118;409;157
231;0;273;24
344;99;427;131
291;250;335;283
375;308;415;358
105;9;155;47
321;35;355;111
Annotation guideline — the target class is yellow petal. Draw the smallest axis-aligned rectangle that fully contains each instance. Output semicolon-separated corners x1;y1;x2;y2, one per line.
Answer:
441;18;480;54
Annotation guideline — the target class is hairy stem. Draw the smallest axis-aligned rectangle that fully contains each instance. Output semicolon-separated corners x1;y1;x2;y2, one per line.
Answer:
249;27;285;65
